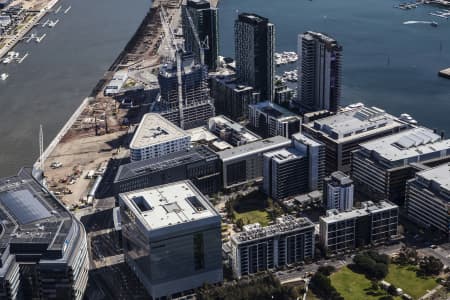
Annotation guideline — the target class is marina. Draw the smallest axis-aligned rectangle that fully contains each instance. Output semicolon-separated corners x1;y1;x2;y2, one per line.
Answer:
0;0;151;177
275;51;298;66
429;9;450;18
1;51;28;64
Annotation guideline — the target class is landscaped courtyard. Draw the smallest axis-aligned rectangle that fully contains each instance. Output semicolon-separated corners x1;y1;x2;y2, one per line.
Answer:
229;190;276;226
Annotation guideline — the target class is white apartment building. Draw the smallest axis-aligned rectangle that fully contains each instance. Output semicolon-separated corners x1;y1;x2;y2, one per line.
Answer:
130;113;191;161
319;201;398;254
230;216;315;278
323;171;354;211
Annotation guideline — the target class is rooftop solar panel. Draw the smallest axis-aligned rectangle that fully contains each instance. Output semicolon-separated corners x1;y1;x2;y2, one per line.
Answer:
0;189;51;224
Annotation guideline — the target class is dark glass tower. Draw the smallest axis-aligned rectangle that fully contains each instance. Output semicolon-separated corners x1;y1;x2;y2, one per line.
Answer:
297;31;342;112
234;13;275;101
182;0;219;71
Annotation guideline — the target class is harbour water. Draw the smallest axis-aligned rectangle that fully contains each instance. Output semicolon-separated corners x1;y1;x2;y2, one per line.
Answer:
0;0;150;176
219;0;450;131
0;0;449;177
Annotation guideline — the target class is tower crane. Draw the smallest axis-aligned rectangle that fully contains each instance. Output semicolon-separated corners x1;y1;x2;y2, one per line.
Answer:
160;5;185;129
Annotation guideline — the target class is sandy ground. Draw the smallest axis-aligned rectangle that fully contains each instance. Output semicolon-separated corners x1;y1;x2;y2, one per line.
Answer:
44;130;129;207
10;0;49;10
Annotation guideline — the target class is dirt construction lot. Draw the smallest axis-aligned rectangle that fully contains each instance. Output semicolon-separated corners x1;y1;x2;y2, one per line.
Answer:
44;130;129;208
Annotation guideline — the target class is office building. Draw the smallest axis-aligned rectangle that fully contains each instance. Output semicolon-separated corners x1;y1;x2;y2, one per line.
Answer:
210;74;260;120
156;52;215;129
208;115;261;146
0;169;89;300
114;145;221;195
405;163;450;236
297;31;342;112
292;133;326;191
248;101;301;138
302;104;410;174
235;13;275;101
263;148;308;200
230;216;314;278
182;0;219;70
319;201;398;254
323;171;354;211
219;136;291;189
129;113;191;161
352;127;450;205
120;181;223;299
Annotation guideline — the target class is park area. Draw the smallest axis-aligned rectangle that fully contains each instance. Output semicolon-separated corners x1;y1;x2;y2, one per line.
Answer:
227;190;283;227
331;267;399;300
330;264;439;300
385;264;438;299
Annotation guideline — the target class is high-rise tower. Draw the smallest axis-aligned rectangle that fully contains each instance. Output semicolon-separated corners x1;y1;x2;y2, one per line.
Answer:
156;52;215;129
235;13;275;101
182;0;219;71
297;31;342;112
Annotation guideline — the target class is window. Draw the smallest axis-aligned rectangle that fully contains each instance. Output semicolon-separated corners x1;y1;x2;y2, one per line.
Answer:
193;233;204;270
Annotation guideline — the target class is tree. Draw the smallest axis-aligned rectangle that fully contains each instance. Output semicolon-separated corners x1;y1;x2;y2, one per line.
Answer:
317;265;336;276
395;246;418;265
310;271;343;300
370;280;379;291
352;251;389;280
235;218;244;230
419;256;443;276
372;263;389;280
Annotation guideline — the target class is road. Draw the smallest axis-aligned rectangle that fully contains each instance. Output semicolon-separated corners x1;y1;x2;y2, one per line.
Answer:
418;243;450;267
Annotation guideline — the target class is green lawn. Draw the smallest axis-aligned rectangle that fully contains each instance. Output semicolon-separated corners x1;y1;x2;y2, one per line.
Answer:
233;209;270;226
331;267;398;300
232;191;271;226
385;264;438;299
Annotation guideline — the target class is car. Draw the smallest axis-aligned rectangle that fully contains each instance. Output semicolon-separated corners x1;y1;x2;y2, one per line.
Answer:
50;161;62;169
429;244;438;249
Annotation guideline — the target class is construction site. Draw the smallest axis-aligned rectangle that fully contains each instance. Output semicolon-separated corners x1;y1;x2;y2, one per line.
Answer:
42;0;189;209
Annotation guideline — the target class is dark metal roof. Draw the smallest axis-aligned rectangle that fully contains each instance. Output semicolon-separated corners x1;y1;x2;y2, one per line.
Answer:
0;168;75;264
114;145;218;183
0;189;51;225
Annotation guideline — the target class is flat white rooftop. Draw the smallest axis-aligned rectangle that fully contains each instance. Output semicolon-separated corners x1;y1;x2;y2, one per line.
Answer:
264;148;303;163
121;181;217;230
292;132;323;147
321;201;397;223
360;127;450;163
219;136;291;161
416;163;450;192
305;105;406;142
186;126;218;143
130;113;189;150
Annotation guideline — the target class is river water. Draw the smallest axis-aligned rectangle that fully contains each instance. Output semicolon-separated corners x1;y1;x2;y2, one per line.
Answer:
0;0;150;177
0;0;449;177
218;0;450;132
